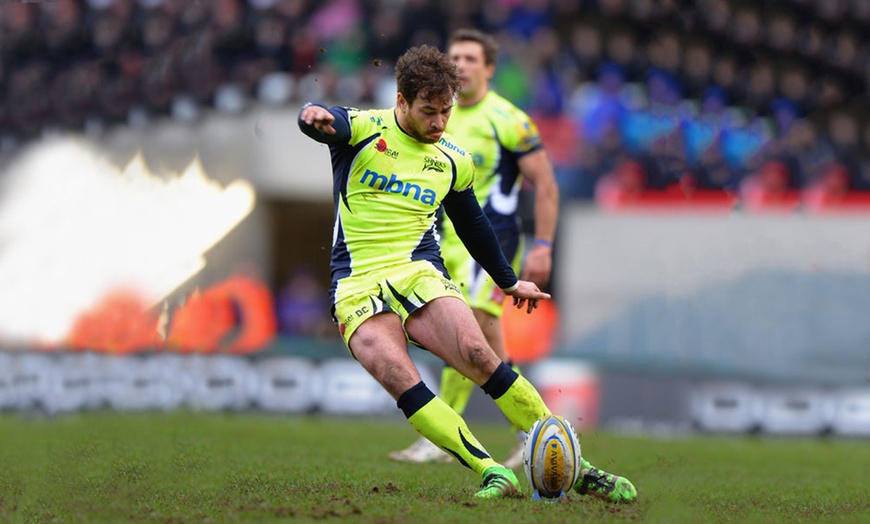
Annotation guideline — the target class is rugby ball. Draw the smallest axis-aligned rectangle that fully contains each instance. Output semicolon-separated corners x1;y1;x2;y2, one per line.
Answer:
523;414;582;500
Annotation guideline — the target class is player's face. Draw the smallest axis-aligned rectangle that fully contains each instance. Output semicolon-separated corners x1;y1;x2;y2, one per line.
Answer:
449;41;494;100
396;91;454;144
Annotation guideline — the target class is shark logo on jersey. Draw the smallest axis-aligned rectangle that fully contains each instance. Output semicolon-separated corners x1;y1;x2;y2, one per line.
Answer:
375;138;399;158
422;156;447;172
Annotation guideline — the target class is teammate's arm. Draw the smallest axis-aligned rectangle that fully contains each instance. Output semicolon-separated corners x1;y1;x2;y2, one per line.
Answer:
518;148;559;287
297;103;351;144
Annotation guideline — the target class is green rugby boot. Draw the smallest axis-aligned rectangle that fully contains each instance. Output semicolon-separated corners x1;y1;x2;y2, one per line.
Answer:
574;459;637;503
474;466;522;499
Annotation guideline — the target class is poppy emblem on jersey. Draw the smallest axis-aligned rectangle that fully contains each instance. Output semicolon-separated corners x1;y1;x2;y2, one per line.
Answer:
375;139;398;158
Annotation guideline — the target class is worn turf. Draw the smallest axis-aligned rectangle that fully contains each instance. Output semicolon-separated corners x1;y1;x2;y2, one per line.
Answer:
0;412;868;523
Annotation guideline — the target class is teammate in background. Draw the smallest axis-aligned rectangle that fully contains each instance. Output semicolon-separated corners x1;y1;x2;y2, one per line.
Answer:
390;28;558;467
388;30;636;503
298;45;634;501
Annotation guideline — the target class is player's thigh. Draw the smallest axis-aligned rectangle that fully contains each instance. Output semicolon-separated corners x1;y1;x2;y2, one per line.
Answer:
348;312;423;400
405;296;500;385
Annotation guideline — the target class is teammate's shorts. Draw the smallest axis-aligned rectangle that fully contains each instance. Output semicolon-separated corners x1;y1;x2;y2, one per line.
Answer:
332;259;465;349
440;229;524;318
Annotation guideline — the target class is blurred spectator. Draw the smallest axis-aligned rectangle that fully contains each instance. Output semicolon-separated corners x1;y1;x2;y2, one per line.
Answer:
400;0;445;49
0;2;41;67
699;0;731;35
777;61;813;115
567;16;604;83
620;68;689;188
739;158;801;212
94;7;145;122
679;86;744;190
798;21;828;59
710;52;742;106
825;109;863;187
211;0;251;85
276;266;334;339
364;5;405;67
233;9;291;92
780;118;838;189
42;0;91;65
51;58;103;129
502;0;553;41
289;26;319;78
604;25;645;82
802;163;853;212
5;60;53;137
767;8;799;54
718;116;774;192
594;158;648;209
176;21;221;103
743;98;801;176
138;7;182;113
744;57;777;114
644;27;681;75
566;61;634;198
527;28;567;115
680;35;713;99
857;119;870;191
730;4;762;50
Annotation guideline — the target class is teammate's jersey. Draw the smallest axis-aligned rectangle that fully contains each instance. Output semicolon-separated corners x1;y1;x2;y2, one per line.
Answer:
324;106;476;289
441;91;543;239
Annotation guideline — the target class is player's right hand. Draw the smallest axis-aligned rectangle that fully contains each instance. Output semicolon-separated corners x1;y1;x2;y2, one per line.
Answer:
506;280;551;314
300;105;337;134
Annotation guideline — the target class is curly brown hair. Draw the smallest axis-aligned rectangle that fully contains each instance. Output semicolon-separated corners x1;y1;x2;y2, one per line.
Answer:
395;45;461;105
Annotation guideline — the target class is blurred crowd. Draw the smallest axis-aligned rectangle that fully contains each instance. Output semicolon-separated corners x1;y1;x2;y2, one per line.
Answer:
2;0;869;209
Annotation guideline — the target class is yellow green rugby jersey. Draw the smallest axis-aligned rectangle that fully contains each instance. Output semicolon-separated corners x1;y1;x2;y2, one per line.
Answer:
319;106;476;281
441;91;543;241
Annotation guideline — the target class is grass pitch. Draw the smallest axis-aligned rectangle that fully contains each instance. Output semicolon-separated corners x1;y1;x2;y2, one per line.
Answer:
1;412;868;523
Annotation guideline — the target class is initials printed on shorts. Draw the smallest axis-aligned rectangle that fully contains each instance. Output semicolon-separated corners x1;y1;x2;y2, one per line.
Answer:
333;260;464;346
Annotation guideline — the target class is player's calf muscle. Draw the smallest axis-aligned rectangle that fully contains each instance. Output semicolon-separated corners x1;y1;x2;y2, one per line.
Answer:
379;362;421;397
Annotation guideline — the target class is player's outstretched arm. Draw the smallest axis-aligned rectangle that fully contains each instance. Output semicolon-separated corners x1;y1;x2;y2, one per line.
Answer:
297;103;351;144
505;280;551;314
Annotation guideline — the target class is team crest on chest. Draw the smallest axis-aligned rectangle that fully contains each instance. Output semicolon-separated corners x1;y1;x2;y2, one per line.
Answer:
423;156;447;173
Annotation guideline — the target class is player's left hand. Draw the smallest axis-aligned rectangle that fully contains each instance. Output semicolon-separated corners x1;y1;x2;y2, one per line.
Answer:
520;244;552;288
506;280;551;314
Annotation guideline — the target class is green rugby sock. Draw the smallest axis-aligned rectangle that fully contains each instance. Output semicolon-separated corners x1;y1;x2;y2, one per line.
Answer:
482;362;550;433
398;382;499;475
439;365;475;415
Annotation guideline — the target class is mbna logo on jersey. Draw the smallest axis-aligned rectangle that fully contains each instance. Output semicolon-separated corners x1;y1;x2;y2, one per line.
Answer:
359;169;437;206
375;138;398;158
438;137;465;156
423;156;446;173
